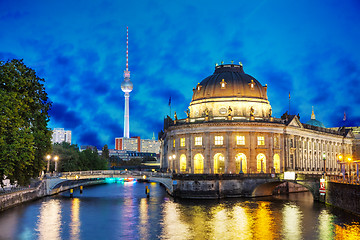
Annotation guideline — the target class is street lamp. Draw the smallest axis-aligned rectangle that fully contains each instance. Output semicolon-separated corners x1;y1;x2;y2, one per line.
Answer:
46;155;51;172
347;157;352;183
322;153;326;176
54;155;59;173
338;154;344;181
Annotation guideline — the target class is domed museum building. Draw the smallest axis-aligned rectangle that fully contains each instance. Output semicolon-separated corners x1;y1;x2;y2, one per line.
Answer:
160;63;354;175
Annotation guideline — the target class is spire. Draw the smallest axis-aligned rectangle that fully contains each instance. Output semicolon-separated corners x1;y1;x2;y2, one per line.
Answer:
126;26;129;71
311;106;316;120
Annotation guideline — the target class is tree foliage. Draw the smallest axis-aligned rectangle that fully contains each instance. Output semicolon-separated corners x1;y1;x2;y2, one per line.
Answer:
0;59;52;185
51;142;108;172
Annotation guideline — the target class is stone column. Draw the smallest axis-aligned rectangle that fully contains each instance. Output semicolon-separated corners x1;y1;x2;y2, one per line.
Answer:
249;132;254;174
226;131;234;173
205;132;211;174
269;132;274;173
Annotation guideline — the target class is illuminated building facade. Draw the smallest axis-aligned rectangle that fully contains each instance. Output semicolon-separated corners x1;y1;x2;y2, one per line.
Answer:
160;63;355;174
51;128;72;144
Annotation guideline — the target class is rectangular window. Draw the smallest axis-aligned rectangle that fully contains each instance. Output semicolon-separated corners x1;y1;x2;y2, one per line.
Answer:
236;136;245;145
257;136;265;146
180;138;185;147
215;136;223;145
173;139;175;148
195;137;202;146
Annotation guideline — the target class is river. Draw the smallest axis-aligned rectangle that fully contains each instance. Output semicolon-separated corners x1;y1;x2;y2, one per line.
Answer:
0;180;359;240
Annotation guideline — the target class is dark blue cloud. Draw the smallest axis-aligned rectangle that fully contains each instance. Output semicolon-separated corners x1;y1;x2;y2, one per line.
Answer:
49;103;82;129
1;0;359;148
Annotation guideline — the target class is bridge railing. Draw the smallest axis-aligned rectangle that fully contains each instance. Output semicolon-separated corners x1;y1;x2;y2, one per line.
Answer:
327;175;360;185
60;170;172;179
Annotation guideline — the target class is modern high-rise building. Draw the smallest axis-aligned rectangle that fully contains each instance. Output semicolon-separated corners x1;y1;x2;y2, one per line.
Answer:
51;128;72;144
115;136;160;154
121;27;133;138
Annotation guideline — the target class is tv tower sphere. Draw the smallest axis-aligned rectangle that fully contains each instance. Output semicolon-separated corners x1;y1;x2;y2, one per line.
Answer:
121;78;133;93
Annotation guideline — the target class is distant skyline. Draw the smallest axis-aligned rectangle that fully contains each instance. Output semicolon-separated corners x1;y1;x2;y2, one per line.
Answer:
1;0;360;148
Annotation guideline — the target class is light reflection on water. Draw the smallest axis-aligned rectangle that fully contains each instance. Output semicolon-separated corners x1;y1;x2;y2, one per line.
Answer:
36;199;62;240
0;183;359;240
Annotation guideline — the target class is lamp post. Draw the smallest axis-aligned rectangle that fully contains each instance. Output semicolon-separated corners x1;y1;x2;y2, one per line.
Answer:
347;157;352;183
322;153;326;176
46;155;51;172
338;155;344;181
54;155;59;173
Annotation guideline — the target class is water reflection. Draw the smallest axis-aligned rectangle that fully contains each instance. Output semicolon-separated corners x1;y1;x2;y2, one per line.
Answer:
1;184;360;240
253;202;275;240
70;198;81;240
36;199;62;240
282;203;302;240
162;201;190;240
139;198;149;239
334;223;360;240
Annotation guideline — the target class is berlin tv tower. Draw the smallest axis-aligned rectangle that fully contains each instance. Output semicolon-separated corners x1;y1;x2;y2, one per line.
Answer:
121;27;133;138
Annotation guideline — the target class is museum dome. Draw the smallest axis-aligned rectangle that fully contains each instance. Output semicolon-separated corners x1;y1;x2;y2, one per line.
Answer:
191;63;268;101
188;63;272;119
306;108;325;128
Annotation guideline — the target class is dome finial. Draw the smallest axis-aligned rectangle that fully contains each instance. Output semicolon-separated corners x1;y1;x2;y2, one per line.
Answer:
311;106;316;120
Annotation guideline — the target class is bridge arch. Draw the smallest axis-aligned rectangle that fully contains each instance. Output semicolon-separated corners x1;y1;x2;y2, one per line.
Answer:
251;179;319;200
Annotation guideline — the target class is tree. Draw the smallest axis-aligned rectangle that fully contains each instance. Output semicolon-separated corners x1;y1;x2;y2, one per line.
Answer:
101;144;109;160
51;143;108;172
0;59;52;185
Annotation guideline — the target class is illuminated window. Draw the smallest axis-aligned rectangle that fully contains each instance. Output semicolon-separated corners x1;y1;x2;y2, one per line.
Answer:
273;154;280;173
180;154;187;173
249;79;255;90
257;136;265;146
173;139;175;148
257;153;266;173
214;153;225;174
220;79;227;89
195;137;202;146
236;136;245;145
180;138;185;147
274;136;278;147
215;136;223;145
194;153;204;173
235;153;247;173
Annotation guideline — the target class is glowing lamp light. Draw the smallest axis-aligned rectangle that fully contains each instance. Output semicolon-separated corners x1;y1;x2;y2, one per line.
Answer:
142;175;146;180
284;171;296;180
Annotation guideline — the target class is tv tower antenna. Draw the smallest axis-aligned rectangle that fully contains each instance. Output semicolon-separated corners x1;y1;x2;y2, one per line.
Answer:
121;26;133;138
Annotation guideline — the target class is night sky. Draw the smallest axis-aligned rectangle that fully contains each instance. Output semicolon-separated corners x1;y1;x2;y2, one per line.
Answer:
1;1;360;149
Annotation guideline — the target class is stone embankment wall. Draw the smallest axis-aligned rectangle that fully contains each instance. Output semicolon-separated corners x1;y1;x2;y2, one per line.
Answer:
325;182;360;216
0;181;47;212
0;179;105;212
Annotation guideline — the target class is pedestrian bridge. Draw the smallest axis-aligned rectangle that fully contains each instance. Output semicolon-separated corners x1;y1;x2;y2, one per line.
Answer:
46;170;328;200
47;170;173;195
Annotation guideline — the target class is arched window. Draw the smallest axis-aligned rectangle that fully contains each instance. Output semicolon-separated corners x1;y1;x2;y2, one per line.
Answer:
214;153;225;174
257;153;266;173
235;153;247;173
180;154;186;173
194;153;204;174
273;154;280;173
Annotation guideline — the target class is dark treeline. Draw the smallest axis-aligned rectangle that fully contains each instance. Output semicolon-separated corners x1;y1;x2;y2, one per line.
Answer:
51;142;108;172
